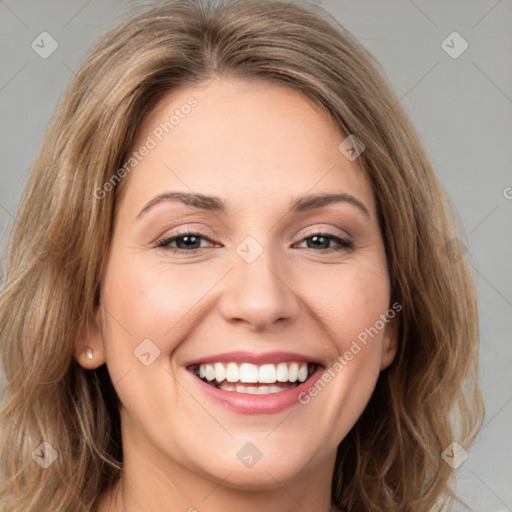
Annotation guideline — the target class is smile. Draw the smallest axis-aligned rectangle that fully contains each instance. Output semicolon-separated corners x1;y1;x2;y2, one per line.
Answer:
189;361;318;394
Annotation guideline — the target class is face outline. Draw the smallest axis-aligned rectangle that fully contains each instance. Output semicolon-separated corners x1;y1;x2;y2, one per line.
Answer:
77;76;398;508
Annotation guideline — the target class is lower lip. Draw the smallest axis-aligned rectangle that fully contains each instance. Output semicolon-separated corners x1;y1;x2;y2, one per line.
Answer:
187;366;324;415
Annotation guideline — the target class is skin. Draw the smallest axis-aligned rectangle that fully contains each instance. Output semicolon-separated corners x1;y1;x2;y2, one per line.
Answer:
76;76;397;512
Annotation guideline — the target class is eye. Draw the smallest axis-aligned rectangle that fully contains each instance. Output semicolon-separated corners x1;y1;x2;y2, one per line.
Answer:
295;231;354;252
155;230;354;254
156;231;218;252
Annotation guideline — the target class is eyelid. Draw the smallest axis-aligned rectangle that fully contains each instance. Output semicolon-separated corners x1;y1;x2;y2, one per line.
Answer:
154;224;218;243
297;225;355;247
300;225;351;238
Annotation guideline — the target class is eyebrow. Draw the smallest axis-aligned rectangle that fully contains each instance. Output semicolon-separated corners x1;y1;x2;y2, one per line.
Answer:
136;191;370;218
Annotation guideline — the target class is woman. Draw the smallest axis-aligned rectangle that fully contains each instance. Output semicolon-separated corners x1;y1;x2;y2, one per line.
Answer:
0;0;484;511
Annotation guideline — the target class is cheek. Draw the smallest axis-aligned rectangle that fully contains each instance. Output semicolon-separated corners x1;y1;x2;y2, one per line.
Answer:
99;254;222;425
101;252;227;353
304;258;390;348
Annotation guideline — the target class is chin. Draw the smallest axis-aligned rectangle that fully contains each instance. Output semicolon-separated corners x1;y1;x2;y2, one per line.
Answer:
192;444;317;489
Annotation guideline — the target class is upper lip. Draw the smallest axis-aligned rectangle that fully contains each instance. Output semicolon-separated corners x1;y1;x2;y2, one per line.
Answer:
185;350;325;368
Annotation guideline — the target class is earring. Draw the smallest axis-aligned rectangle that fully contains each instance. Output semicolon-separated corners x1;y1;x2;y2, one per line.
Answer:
85;347;94;360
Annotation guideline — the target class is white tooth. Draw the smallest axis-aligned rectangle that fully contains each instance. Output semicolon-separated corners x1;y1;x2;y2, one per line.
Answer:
203;361;311;386
298;363;308;382
256;385;269;394
214;362;226;382
239;363;258;383
259;364;277;383
244;386;260;395
288;362;299;382
269;385;284;393
235;384;247;393
276;363;289;382
205;364;215;381
226;362;240;382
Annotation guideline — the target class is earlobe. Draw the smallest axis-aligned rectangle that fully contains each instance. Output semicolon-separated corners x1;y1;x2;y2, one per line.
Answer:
75;337;106;370
76;345;105;370
380;318;399;370
74;308;106;369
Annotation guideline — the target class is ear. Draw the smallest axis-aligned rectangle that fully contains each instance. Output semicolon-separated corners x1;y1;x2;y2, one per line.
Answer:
74;306;106;370
380;315;399;370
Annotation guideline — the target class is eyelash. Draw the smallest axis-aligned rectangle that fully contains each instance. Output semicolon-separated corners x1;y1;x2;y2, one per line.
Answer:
155;229;354;253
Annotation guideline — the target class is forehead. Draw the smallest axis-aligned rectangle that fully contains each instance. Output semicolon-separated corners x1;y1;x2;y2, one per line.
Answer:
117;77;376;219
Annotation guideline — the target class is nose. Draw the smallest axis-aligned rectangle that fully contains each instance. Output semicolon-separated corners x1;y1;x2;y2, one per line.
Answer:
217;245;302;332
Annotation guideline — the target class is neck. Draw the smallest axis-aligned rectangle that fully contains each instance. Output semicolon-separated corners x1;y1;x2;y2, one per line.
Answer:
96;479;336;512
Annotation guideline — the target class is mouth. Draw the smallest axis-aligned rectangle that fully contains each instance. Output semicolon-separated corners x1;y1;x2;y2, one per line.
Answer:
187;361;319;395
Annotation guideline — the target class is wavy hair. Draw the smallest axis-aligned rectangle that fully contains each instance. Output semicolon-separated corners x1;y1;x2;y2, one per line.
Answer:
0;0;484;510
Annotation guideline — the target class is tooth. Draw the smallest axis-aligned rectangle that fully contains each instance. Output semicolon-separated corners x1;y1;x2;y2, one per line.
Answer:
235;384;247;393
288;362;299;382
259;364;277;383
214;362;226;382
205;364;215;381
197;360;314;386
269;385;284;393
256;385;269;394
219;382;236;392
298;363;308;382
276;363;289;382
239;363;258;383
244;386;260;395
226;362;240;382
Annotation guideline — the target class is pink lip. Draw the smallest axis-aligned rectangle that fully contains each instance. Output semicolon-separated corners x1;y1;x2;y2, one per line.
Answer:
184;350;323;367
185;364;324;415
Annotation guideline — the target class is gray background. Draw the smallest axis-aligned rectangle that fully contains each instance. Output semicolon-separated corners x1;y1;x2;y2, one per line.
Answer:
0;0;511;510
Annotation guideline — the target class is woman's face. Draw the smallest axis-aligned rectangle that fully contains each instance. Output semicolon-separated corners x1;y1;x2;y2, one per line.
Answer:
82;77;397;495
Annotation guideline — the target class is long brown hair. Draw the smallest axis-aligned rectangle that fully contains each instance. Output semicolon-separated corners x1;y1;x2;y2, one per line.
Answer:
0;1;484;510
